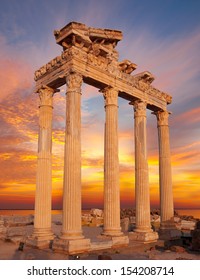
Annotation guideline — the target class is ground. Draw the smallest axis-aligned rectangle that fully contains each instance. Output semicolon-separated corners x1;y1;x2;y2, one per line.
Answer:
1;213;200;260
0;226;200;260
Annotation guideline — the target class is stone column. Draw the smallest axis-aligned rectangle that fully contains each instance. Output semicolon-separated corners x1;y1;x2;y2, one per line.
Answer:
53;72;90;254
129;100;158;242
154;111;175;230
61;72;83;240
31;85;55;248
102;87;123;237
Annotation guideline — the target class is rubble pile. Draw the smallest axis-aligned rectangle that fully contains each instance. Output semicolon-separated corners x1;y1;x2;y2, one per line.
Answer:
82;209;104;227
192;221;200;251
0;215;33;243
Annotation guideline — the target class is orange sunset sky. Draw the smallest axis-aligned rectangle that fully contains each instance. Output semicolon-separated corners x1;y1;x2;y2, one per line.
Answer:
0;0;199;210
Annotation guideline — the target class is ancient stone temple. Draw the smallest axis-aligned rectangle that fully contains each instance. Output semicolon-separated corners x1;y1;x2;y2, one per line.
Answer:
29;22;176;253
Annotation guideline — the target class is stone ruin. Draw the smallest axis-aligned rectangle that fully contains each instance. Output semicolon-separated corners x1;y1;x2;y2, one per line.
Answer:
26;22;180;254
0;215;33;243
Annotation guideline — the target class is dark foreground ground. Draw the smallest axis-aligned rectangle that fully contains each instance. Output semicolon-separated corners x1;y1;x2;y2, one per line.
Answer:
0;226;200;260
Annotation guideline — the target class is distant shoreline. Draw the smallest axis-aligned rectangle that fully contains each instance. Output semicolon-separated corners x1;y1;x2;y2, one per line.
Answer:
1;208;200;219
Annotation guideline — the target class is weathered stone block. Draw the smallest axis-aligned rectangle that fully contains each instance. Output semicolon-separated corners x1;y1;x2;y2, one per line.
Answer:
6;227;26;238
159;229;181;240
180;220;196;230
129;231;158;243
4;215;34;227
53;238;91;254
192;229;200;251
120;217;130;232
170;245;185;253
90;209;103;218
90;240;112;251
112;235;129;247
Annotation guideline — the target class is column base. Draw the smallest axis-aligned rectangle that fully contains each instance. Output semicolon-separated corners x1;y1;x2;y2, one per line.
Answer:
129;231;158;243
52;237;91;254
26;235;54;249
160;220;176;230
159;228;181;240
112;235;129;247
97;234;129;248
26;228;54;249
102;227;124;237
60;230;84;240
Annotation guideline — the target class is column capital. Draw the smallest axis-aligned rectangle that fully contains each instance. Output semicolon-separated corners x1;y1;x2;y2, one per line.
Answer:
154;110;171;126
101;86;118;106
131;100;147;118
37;85;57;107
66;72;82;92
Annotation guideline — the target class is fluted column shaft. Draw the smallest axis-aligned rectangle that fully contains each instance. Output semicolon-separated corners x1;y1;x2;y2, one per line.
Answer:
61;72;84;240
134;101;152;233
33;85;55;240
102;87;122;236
155;111;174;229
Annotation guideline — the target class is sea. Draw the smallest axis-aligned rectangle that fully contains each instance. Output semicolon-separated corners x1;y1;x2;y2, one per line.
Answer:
0;209;200;219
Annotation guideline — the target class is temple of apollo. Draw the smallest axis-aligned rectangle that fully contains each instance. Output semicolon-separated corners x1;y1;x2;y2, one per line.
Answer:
27;22;180;254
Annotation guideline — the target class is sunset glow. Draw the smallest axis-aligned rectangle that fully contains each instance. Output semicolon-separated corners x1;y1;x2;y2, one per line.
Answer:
0;0;199;210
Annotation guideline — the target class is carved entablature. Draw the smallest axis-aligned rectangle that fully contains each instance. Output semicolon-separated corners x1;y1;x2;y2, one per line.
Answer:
118;60;137;74
34;21;172;110
134;71;155;84
34;55;63;80
147;87;172;104
54;22;91;50
54;22;122;62
133;71;155;91
88;51;108;70
34;45;115;82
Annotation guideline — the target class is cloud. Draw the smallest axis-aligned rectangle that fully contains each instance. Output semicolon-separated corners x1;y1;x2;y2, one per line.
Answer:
0;58;32;102
119;28;200;107
0;2;199;209
0;34;39;208
173;107;200;126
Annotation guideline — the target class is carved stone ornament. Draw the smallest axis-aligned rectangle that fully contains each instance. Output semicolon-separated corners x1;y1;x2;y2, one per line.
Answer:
38;86;55;107
34;22;172;111
118;60;137;74
133;100;147;118
102;87;118;106
155;110;170;126
138;80;150;92
66;72;82;91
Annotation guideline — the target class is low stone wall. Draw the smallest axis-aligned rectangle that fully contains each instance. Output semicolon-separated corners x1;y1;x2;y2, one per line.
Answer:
0;215;34;243
2;215;34;227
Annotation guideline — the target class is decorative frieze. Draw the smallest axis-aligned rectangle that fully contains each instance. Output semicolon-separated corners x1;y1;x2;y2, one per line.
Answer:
34;44;172;108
